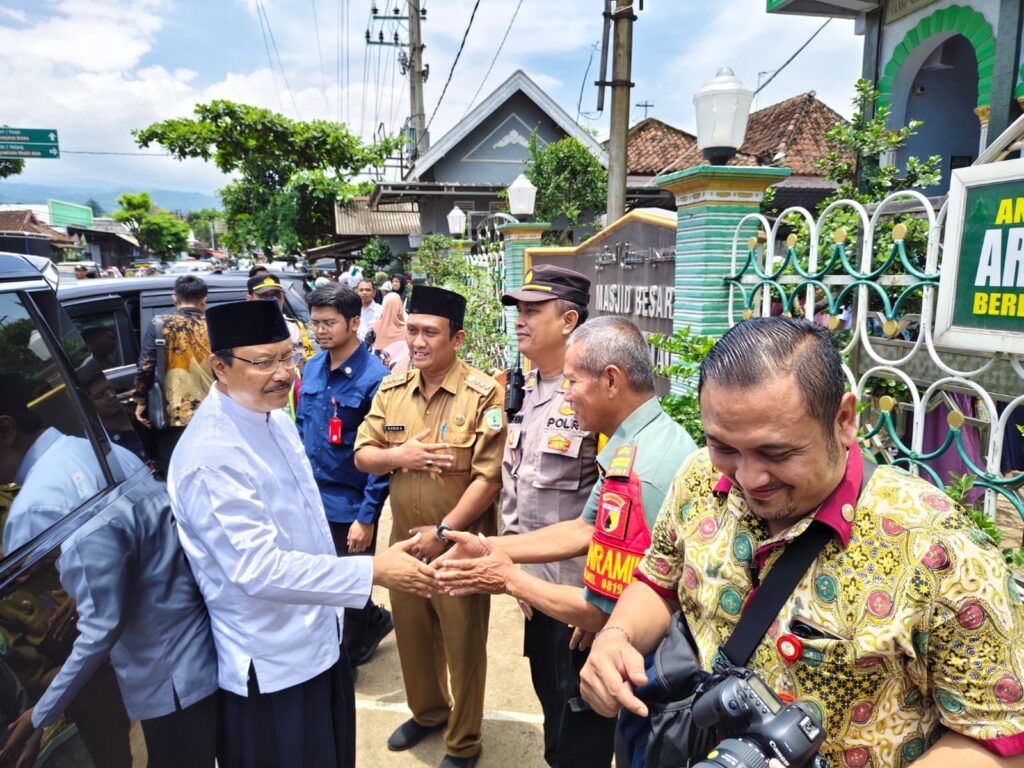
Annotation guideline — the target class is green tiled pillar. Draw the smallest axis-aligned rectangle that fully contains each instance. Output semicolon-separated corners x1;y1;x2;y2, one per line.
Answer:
498;222;550;367
656;165;789;396
656;165;790;339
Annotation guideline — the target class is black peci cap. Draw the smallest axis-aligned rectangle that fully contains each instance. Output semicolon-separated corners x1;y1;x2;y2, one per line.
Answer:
407;285;467;326
206;300;290;351
501;264;590;306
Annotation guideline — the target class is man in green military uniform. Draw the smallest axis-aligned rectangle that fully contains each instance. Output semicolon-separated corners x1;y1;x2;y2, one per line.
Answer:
354;286;505;768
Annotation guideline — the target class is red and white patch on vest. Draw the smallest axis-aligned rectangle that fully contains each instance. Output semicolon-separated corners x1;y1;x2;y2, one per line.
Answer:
599;490;631;541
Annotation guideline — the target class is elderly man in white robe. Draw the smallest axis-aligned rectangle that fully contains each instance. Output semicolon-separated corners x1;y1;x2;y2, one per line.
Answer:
168;299;435;768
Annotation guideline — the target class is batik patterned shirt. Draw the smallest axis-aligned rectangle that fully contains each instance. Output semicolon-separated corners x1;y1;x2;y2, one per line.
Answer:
134;307;212;427
636;448;1024;766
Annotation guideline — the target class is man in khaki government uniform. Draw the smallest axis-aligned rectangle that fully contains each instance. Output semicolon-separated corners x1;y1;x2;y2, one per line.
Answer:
355;285;504;768
499;265;612;767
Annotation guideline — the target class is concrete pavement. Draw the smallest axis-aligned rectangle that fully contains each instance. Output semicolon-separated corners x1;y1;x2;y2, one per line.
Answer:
355;509;548;767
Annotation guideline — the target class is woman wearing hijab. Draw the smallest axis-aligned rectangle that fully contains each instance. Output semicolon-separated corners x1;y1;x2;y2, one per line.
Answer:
370;292;409;371
389;275;407;301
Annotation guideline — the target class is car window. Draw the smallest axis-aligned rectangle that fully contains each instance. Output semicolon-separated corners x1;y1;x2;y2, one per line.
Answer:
66;305;135;371
0;292;116;558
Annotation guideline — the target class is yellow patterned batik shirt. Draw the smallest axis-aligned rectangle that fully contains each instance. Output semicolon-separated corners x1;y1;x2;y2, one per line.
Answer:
636;448;1024;767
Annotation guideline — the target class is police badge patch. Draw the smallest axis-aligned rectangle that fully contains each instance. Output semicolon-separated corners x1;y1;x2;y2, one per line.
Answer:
484;407;504;431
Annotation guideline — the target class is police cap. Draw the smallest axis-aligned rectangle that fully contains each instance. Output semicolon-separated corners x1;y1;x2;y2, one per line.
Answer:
501;264;590;306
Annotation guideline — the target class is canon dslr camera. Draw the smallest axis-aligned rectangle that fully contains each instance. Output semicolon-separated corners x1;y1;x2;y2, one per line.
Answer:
691;667;826;768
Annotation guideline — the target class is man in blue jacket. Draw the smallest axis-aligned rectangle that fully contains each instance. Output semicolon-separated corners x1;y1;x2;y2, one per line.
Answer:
296;283;394;665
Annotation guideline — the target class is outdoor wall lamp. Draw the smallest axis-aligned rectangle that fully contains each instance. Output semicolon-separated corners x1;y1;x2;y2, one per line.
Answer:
507;173;537;220
693;67;753;165
446;205;467;237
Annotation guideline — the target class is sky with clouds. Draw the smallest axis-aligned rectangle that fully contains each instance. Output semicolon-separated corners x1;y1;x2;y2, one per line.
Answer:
0;0;864;198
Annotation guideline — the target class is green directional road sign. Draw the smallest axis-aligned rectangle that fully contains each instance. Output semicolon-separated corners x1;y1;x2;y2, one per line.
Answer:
0;128;60;159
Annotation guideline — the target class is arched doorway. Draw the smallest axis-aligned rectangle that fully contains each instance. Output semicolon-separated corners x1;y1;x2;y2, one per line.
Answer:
877;5;996;195
901;35;980;196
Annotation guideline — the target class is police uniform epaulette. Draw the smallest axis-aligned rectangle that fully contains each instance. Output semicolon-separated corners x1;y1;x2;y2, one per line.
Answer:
380;371;412;390
465;373;496;396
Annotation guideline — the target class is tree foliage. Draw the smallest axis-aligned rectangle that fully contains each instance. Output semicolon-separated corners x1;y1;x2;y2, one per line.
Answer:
0;158;24;181
133;101;401;254
113;192;189;259
412;234;507;373
817;79;942;202
185;208;222;247
112;192;154;238
524;133;607;244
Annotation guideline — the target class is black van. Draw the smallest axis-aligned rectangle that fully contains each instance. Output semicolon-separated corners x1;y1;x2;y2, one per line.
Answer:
56;272;312;401
0;253;216;767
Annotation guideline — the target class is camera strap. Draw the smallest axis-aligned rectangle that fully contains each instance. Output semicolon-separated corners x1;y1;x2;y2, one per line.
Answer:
718;459;877;669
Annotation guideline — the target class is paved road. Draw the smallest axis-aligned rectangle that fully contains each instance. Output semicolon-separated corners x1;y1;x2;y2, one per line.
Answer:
355;507;547;767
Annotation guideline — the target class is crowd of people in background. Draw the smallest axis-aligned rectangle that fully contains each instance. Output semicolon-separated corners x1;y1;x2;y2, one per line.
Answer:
7;258;1021;768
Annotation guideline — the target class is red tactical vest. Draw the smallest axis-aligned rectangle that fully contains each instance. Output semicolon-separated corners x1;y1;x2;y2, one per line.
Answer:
583;443;651;600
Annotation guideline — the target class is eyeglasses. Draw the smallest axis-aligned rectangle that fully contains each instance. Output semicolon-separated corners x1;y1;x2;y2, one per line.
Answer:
306;320;344;332
225;353;298;374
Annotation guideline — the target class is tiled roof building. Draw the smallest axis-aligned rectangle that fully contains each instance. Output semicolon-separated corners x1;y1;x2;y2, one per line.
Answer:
623;92;851;212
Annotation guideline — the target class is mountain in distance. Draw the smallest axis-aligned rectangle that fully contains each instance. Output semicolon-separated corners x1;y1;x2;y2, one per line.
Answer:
0;180;220;215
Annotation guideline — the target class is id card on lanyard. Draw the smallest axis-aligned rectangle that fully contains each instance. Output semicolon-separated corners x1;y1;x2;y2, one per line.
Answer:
328;396;342;444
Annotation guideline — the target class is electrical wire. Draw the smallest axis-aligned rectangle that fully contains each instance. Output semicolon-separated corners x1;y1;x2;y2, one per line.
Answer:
463;0;522;117
311;0;330;113
257;0;302;117
359;2;372;135
647;16;834;182
254;0;284;112
424;0;481;136
62;150;172;156
576;42;600;122
754;18;831;96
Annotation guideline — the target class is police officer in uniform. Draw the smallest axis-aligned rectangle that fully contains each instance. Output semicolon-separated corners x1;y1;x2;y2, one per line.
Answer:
354;286;505;768
499;265;612;767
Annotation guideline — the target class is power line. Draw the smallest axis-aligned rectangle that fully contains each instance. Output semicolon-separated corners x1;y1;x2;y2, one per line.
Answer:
311;0;330;113
62;150;172;156
646;17;834;182
254;0;284;112
576;42;599;123
754;18;832;96
257;0;302;117
424;0;481;135
463;0;522;116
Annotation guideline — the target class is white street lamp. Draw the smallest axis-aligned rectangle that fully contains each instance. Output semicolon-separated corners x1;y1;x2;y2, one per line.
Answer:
408;231;423;249
507;173;537;219
693;67;754;165
446;205;467;237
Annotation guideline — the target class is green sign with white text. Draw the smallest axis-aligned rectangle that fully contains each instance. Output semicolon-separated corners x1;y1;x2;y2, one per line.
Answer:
0;128;60;159
951;179;1024;331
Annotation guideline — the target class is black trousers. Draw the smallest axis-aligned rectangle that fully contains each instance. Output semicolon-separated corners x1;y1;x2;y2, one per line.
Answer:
329;520;380;655
523;610;616;768
218;655;355;768
140;692;218;768
154;426;186;479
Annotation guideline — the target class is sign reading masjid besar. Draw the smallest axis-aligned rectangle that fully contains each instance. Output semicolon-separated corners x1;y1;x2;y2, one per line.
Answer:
935;160;1024;355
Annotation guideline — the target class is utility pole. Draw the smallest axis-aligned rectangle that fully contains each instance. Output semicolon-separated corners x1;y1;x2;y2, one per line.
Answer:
408;0;428;161
606;0;635;222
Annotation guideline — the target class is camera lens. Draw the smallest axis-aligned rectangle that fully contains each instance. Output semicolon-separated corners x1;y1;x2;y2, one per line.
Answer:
693;737;768;768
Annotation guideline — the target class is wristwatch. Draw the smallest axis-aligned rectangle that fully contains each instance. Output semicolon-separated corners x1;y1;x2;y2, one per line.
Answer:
436;521;453;542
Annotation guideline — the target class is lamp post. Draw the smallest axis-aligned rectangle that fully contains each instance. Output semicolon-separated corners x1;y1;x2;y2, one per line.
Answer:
498;172;548;365
653;68;789;348
507;173;537;221
693;67;754;165
446;205;467;238
408;231;423;249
